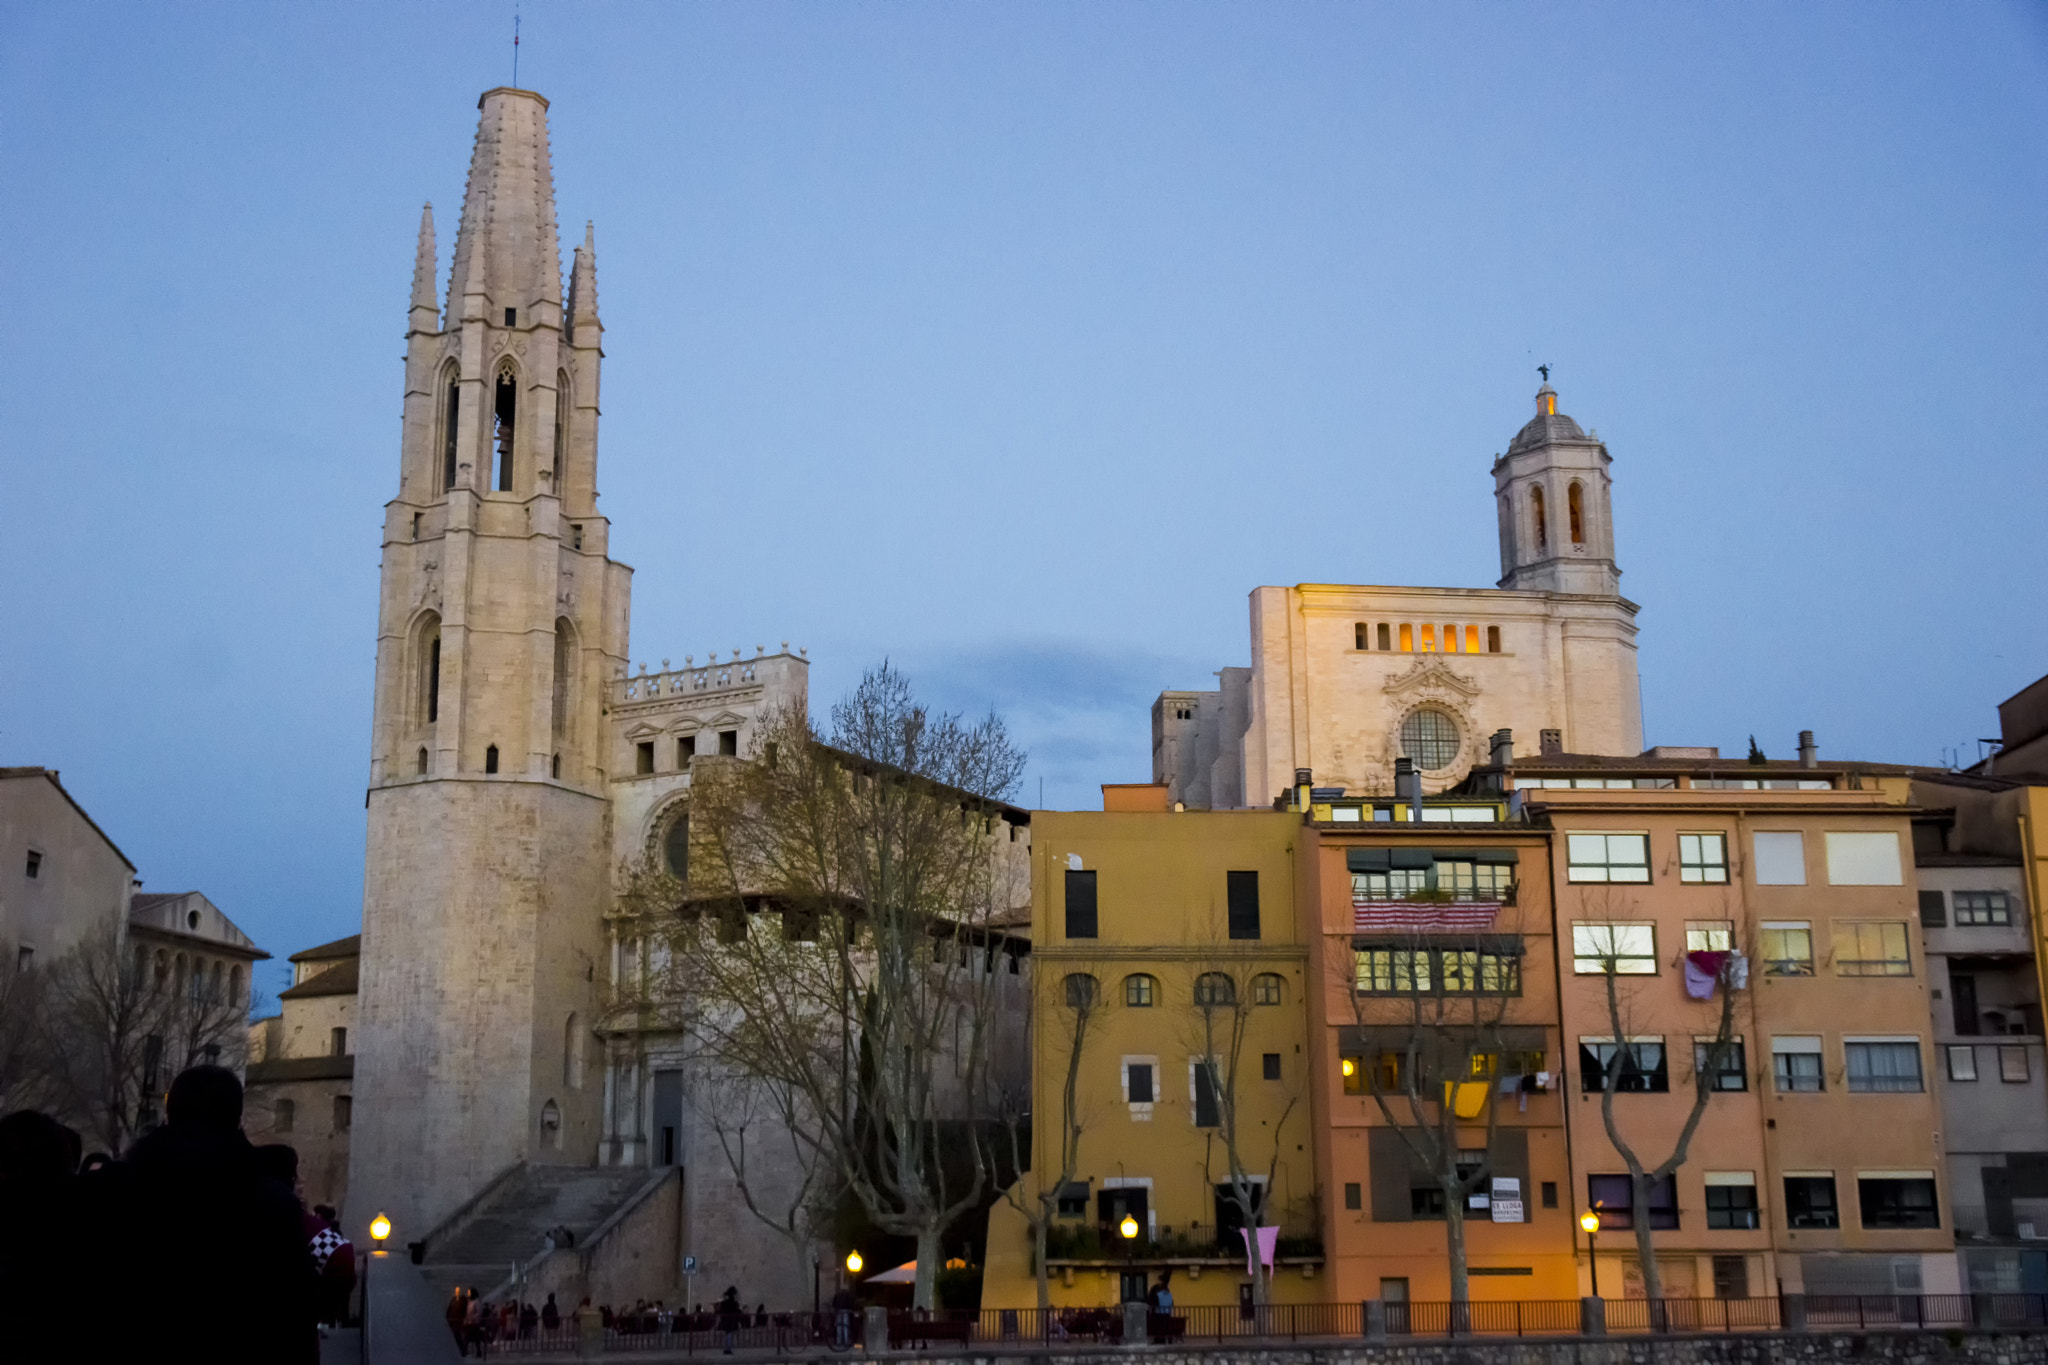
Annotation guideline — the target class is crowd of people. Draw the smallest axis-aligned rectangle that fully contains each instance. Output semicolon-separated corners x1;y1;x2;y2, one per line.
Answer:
441;1283;795;1356
0;1065;353;1364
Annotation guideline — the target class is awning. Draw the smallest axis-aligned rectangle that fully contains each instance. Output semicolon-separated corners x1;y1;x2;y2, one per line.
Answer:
864;1260;920;1285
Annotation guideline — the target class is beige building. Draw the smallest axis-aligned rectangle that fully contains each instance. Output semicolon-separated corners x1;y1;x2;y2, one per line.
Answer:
1156;386;1642;810
247;934;359;1211
347;86;831;1306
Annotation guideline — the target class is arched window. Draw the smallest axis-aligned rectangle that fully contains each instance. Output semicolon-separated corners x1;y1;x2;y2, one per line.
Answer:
1124;974;1156;1007
552;753;561;778
1377;623;1392;651
1354;623;1367;650
1464;625;1480;653
484;744;500;774
565;1013;586;1089
209;961;224;1004
1399;623;1414;652
552;617;576;738
1568;481;1585;544
440;365;462;493
1420;624;1436;652
229;965;243;1005
1532;486;1548;551
492;363;518;492
416;612;443;726
1193;972;1236;1007
540;1098;561;1149
1062;973;1099;1007
1442;623;1460;653
154;950;168;984
417;746;429;775
1252;973;1285;1006
663;812;690;881
1487;626;1501;653
553;370;569;483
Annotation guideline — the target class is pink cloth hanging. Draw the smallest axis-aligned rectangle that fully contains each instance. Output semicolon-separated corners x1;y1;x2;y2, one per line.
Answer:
1684;950;1729;1000
1240;1224;1281;1274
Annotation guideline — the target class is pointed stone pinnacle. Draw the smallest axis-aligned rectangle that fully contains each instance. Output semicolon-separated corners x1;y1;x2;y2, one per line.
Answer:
411;203;439;316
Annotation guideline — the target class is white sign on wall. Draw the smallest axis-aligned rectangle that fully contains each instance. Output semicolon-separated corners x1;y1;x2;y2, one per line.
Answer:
1490;1177;1524;1223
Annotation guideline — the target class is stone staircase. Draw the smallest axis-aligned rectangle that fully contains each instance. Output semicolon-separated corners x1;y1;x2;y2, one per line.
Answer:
419;1164;658;1302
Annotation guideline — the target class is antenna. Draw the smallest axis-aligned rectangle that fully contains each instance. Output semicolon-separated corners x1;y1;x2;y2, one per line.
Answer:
512;4;521;88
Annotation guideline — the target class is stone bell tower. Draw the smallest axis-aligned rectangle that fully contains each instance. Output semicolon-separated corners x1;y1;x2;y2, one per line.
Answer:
348;87;633;1242
1493;382;1622;596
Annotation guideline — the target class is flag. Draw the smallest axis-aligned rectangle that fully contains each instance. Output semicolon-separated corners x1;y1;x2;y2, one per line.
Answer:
1352;900;1501;932
1240;1225;1281;1274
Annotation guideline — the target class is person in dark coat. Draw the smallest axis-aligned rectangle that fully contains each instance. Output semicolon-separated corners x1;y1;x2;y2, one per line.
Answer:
716;1285;743;1353
122;1065;319;1365
0;1111;85;1363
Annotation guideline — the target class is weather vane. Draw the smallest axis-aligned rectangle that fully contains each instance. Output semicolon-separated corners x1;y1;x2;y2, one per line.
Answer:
1538;363;1550;383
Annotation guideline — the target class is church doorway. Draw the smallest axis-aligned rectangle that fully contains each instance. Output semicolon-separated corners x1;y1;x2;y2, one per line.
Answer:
652;1069;684;1167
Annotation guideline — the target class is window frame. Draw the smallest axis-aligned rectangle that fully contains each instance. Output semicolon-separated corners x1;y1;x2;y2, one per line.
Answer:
1226;870;1261;940
1062;973;1100;1008
1844;1038;1924;1093
1832;920;1912;978
1704;1175;1760;1230
1251;972;1285;1006
1771;1037;1825;1093
1999;1044;2030;1084
1572;922;1658;975
1566;832;1652;884
1693;1036;1748;1092
1121;1056;1157;1109
1679;833;1730;885
1946;1045;1978;1082
1123;973;1155;1008
1761;921;1815;977
1064;869;1098;940
1579;1036;1670;1094
1953;891;2014;927
1857;1175;1939;1230
1752;831;1807;886
1784;1174;1840;1229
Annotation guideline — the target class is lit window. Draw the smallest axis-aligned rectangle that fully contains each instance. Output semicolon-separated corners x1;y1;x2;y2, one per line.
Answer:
1566;833;1650;883
1399;623;1414;651
1954;892;2012;926
1441;623;1459;653
1832;921;1911;977
1572;923;1657;974
1464;624;1480;653
1761;922;1814;976
1686;920;1733;952
1420;624;1437;652
1124;974;1155;1007
1845;1040;1923;1092
1679;834;1729;884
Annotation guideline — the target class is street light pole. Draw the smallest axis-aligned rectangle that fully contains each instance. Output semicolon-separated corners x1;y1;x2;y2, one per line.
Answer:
1579;1210;1602;1298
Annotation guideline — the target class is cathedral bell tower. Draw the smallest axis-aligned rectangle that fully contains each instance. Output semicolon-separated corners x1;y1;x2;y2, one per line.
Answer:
1493;382;1622;596
349;88;633;1242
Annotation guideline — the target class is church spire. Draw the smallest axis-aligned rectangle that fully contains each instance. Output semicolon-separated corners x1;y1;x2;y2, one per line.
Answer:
567;221;601;338
444;87;562;324
409;203;439;329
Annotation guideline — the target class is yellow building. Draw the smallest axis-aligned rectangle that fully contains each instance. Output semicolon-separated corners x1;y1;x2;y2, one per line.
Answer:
983;789;1320;1309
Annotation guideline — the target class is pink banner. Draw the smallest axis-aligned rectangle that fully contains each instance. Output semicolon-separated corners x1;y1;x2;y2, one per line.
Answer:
1352;900;1502;932
1240;1224;1281;1274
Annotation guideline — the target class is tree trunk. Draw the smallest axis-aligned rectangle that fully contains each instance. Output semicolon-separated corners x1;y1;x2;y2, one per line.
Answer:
1445;1193;1470;1308
914;1223;941;1312
1631;1171;1665;1324
1033;1215;1050;1311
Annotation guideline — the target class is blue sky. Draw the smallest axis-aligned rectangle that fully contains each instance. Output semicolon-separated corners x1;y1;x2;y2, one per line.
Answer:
3;3;2045;993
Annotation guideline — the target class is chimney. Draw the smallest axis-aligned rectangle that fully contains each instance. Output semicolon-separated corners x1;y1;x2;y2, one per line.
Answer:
1394;757;1423;819
1540;728;1564;758
1490;729;1514;768
1797;731;1817;769
1294;768;1313;811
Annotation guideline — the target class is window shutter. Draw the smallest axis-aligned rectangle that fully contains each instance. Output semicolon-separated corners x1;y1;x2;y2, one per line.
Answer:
1227;871;1260;940
1194;1062;1220;1127
1065;870;1098;939
1918;890;1947;928
1368;1128;1414;1222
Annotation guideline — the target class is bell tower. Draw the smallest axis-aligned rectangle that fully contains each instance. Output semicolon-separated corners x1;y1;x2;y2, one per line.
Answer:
349;87;633;1242
1493;382;1622;596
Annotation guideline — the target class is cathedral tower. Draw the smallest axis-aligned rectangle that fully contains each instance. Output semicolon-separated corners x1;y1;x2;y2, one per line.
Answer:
349;88;632;1241
1493;383;1622;596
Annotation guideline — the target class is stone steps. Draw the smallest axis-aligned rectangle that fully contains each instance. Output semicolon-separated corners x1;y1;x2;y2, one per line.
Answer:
422;1164;653;1293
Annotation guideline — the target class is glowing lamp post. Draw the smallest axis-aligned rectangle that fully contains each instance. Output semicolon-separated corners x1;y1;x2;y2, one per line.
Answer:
1119;1214;1139;1242
370;1213;392;1253
1579;1210;1602;1297
845;1250;863;1275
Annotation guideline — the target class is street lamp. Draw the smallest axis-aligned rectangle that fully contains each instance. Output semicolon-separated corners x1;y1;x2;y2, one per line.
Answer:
845;1250;864;1276
369;1213;392;1251
1578;1209;1601;1298
1119;1214;1139;1241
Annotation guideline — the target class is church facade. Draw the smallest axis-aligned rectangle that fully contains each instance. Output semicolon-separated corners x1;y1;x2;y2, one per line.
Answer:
1154;385;1643;809
348;87;814;1303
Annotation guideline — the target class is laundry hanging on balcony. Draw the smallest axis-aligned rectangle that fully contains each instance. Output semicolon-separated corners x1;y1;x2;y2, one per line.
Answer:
1683;950;1729;1000
1239;1224;1280;1274
1353;900;1503;932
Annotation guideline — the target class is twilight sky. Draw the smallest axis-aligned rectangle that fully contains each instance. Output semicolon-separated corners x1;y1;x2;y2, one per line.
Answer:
3;3;2045;995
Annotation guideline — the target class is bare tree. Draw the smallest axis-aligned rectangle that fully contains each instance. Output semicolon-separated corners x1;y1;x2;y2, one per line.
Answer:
1181;948;1305;1307
659;664;1029;1310
997;957;1110;1310
1575;894;1746;1311
0;955;55;1117
38;922;172;1152
1336;921;1527;1306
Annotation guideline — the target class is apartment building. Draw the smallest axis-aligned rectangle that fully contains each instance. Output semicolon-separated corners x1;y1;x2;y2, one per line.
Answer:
1518;750;1956;1300
982;791;1315;1310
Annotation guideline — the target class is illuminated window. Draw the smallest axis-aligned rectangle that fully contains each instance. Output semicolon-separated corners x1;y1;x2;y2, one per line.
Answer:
1421;624;1437;652
1464;624;1480;653
1399;623;1414;651
1441;623;1459;652
1833;922;1911;977
1761;922;1814;976
1568;482;1585;544
1572;923;1656;974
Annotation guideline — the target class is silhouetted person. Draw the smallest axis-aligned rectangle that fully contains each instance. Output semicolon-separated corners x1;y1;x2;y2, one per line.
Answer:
0;1111;85;1361
717;1285;743;1353
123;1066;318;1364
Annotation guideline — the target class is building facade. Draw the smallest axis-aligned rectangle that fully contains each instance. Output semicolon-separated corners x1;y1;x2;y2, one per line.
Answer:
247;934;360;1213
1156;387;1641;812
